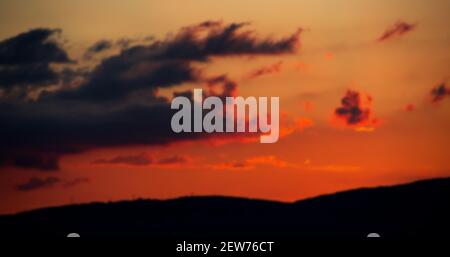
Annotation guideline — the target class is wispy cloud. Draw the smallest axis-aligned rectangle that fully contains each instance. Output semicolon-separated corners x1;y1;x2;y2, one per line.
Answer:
92;153;191;167
15;176;90;191
247;61;283;79
15;177;60;191
208;155;297;170
430;82;450;103
377;21;416;42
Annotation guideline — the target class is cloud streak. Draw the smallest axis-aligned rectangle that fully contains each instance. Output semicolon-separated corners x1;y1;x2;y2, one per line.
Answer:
377;21;416;42
247;61;283;79
430;82;450;103
15;176;89;191
83;40;113;59
92;153;191;167
92;153;153;166
209;155;296;170
15;177;60;191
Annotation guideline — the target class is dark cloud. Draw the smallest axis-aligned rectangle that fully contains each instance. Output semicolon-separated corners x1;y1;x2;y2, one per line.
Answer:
0;75;251;171
53;59;199;102
377;21;416;42
151;21;302;61
15;177;60;191
431;83;450;103
0;64;59;90
0;21;301;171
0;28;72;95
84;37;155;59
84;40;113;59
0;28;70;65
0;102;197;170
116;36;154;49
335;90;372;125
53;21;300;102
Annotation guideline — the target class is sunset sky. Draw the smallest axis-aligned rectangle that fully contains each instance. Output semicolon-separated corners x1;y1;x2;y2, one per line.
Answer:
1;0;450;214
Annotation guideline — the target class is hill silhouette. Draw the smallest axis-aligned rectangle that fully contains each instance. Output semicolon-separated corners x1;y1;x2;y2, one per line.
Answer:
1;177;449;238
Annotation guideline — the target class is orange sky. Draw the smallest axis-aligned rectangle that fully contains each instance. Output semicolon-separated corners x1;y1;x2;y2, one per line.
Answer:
0;0;450;214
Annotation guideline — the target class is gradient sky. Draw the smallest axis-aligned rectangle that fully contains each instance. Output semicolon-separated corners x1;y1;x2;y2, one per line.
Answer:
1;0;450;214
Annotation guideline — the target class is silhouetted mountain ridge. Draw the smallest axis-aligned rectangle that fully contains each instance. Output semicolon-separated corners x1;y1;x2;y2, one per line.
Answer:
1;177;449;238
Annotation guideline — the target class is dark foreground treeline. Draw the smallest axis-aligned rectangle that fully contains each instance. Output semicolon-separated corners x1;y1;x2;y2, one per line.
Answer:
1;177;449;238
